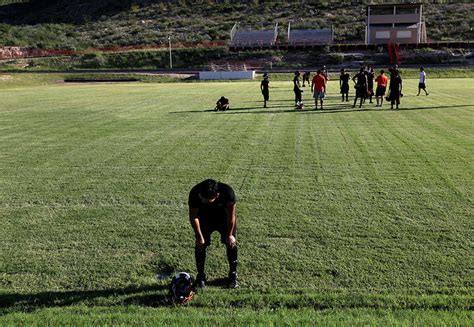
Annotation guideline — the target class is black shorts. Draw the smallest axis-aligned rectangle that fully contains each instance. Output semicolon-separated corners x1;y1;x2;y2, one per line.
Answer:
340;84;349;94
376;86;386;97
387;90;400;101
197;209;235;246
419;83;426;89
355;86;366;98
294;88;302;102
262;89;269;101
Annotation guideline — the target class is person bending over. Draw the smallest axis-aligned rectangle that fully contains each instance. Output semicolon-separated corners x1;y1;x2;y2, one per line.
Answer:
189;179;238;289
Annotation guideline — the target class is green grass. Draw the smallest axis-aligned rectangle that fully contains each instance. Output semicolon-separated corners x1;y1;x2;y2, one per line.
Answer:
0;76;473;324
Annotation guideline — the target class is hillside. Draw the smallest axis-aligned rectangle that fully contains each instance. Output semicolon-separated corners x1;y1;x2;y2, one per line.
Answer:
0;0;473;50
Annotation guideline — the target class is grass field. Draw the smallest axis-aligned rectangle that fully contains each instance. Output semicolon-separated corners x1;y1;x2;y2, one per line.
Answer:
0;75;473;325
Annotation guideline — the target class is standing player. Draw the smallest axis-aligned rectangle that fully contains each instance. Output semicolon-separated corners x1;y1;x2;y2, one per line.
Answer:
302;71;311;87
311;70;326;110
293;71;303;109
388;70;403;109
367;66;375;104
321;65;329;82
417;67;429;96
261;73;270;108
339;68;350;102
189;179;238;289
375;69;388;107
352;68;368;108
388;64;399;77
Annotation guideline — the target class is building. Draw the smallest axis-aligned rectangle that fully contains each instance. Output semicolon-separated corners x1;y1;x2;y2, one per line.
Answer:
366;3;427;45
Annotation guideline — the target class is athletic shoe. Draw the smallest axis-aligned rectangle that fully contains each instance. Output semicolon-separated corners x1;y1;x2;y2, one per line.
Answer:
228;272;239;289
195;273;207;288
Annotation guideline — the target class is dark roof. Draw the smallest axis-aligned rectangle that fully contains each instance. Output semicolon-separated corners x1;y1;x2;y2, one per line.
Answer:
367;3;422;9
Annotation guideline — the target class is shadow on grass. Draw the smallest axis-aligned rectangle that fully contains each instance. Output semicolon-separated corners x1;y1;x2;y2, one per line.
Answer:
0;284;171;313
169;104;291;113
218;104;473;115
169;104;472;115
206;277;229;288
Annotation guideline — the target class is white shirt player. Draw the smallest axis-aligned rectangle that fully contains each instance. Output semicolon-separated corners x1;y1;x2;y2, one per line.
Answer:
419;71;426;84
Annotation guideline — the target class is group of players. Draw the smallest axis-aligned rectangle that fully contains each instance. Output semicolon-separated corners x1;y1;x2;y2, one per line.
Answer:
260;65;430;111
190;67;430;296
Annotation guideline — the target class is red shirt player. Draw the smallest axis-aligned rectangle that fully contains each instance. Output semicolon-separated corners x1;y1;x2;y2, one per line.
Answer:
311;70;326;110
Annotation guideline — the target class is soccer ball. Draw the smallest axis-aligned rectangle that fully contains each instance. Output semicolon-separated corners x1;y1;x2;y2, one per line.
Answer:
295;101;304;110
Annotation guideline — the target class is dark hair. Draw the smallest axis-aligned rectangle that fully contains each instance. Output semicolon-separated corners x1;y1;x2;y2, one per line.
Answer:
200;179;219;198
381;69;385;74
295;71;300;76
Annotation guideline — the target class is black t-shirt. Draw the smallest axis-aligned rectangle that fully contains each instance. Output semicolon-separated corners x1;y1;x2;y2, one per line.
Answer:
367;71;374;89
355;73;367;86
388;68;399;81
340;73;350;85
293;76;301;90
217;98;229;105
261;79;269;90
390;76;402;91
188;181;236;210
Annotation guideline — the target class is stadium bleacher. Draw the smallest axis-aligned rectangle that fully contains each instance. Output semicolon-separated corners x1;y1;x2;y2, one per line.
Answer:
229;22;333;48
288;28;332;46
230;23;278;48
231;31;277;48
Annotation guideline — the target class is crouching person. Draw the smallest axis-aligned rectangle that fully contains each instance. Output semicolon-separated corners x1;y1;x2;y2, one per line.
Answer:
215;96;230;111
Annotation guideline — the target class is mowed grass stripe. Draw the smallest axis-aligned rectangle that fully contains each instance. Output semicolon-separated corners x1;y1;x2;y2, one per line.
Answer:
0;78;473;322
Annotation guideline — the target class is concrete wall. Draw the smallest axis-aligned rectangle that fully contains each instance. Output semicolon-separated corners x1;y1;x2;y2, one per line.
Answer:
368;27;419;44
199;71;256;80
369;13;420;25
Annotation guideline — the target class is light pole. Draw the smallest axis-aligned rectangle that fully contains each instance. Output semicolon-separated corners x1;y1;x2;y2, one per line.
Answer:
168;35;173;69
